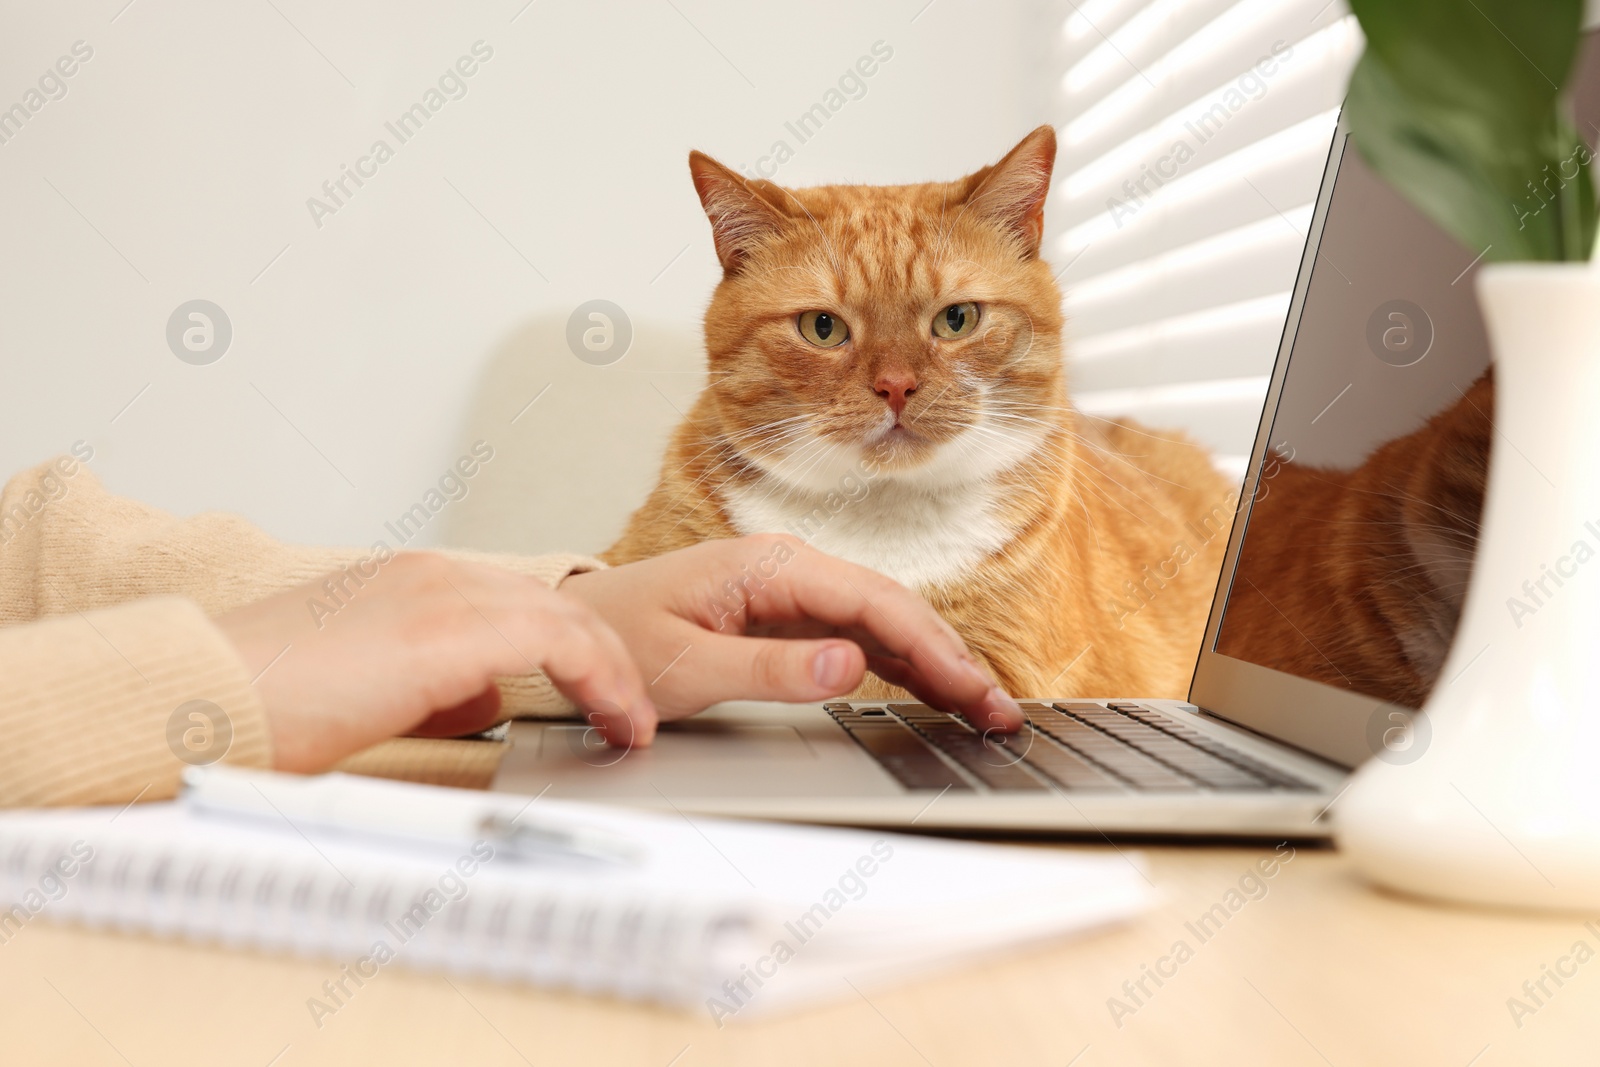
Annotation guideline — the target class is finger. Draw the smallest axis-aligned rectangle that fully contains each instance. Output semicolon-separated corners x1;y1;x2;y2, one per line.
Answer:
456;573;661;748
660;633;865;708
863;652;923;695
862;654;1021;732
410;685;504;738
746;542;1023;730
525;609;658;747
586;613;659;747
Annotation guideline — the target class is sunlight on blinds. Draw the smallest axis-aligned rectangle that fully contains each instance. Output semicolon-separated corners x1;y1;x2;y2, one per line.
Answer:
1048;0;1361;475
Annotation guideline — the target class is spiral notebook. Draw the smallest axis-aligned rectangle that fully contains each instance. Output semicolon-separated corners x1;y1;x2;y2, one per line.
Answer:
0;772;1150;1016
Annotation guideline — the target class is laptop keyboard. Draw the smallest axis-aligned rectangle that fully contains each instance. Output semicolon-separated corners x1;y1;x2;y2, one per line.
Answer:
826;701;1316;794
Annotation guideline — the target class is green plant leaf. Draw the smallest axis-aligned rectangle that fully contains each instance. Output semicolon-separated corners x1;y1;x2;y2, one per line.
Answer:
1345;0;1596;262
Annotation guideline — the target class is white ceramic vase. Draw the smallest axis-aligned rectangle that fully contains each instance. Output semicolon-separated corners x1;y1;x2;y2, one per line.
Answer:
1336;263;1600;912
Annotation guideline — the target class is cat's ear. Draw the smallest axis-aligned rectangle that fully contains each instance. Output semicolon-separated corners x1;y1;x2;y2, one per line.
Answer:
688;151;787;274
963;125;1058;257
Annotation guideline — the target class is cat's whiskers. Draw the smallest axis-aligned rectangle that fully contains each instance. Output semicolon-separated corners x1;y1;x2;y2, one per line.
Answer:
673;449;762;506
697;438;830;520
768;434;839;487
1037;417;1207;514
1066;479;1103;552
645;419;823;551
949;408;1140;533
727;416;819;451
672;416;815;494
977;403;1108;448
1067;464;1160;528
964;404;1103;547
1069;452;1183;526
959;421;1051;470
740;434;842;510
1074;410;1216;450
736;423;825;458
667;430;758;480
790;441;854;496
948;427;1020;473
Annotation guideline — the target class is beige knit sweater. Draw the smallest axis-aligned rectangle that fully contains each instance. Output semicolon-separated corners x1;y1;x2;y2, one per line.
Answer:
0;455;601;808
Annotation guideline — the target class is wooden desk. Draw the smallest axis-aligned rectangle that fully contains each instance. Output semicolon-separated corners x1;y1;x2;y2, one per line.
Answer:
1;842;1592;1065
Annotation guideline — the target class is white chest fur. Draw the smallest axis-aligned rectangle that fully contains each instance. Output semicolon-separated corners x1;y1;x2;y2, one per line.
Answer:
719;474;1013;590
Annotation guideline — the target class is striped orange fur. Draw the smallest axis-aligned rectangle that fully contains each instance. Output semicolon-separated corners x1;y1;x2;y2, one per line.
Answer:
605;127;1231;699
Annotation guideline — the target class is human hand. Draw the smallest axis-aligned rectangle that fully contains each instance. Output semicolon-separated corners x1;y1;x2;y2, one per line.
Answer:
561;535;1024;735
215;554;654;772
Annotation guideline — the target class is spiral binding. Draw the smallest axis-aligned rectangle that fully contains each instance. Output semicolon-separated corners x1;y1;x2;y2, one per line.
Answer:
0;829;759;1007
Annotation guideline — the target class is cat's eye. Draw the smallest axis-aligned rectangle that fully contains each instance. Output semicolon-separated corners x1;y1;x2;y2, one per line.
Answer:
797;310;850;348
932;302;980;339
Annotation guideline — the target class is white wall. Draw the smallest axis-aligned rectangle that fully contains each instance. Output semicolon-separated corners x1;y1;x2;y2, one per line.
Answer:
0;0;1047;557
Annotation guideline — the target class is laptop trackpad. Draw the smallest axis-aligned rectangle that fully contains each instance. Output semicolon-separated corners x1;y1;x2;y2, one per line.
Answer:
535;719;815;762
497;707;901;799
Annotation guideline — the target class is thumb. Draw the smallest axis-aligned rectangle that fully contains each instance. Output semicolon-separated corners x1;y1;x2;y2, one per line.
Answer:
692;634;867;705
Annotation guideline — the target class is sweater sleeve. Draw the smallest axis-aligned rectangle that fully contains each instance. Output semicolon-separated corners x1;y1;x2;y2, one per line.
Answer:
0;596;273;807
0;457;608;806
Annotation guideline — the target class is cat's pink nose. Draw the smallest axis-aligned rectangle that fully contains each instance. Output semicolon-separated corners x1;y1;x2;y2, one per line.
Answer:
874;373;918;417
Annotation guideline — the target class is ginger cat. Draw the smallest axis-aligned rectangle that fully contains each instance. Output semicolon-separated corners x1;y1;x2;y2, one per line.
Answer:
605;127;1232;699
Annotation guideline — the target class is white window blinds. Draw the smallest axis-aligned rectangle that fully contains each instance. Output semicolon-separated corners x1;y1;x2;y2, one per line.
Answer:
1050;0;1362;477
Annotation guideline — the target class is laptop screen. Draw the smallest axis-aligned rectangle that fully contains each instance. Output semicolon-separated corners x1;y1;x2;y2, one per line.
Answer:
1210;32;1600;712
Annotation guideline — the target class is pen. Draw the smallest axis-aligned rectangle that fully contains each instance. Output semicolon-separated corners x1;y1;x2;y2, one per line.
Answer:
181;765;640;866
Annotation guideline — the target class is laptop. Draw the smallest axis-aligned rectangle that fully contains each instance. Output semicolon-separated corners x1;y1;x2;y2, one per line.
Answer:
495;31;1600;839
